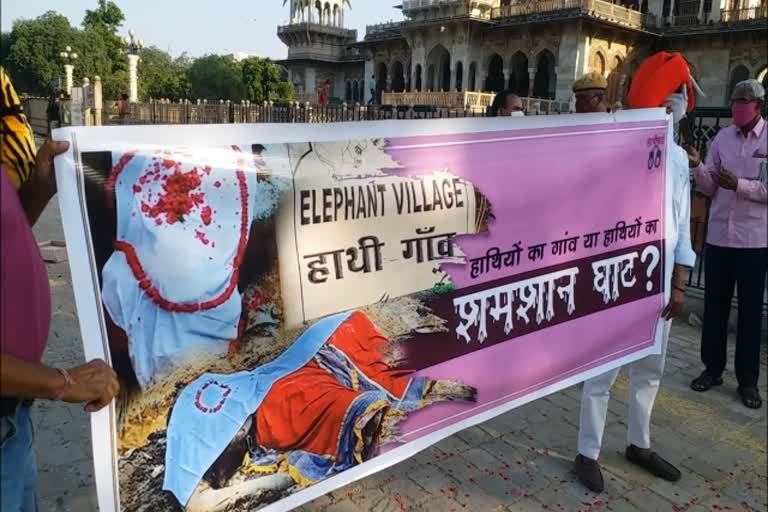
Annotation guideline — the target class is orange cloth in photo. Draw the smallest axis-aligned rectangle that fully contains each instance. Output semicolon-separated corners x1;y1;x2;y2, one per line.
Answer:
627;52;695;112
255;311;412;456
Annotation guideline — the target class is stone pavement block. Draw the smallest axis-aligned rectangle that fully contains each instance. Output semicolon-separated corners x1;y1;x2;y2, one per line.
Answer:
648;470;713;507
454;425;496;447
299;492;335;511
664;355;692;370
520;420;579;455
528;454;578;487
621;488;677;511
433;434;473;456
416;494;469;512
680;455;732;484
696;493;757;512
480;410;530;438
476;438;529;465
451;482;513;512
35;439;88;470
534;484;586;512
604;496;644;512
544;391;581;413
411;445;448;466
720;480;768;511
323;497;374;512
346;486;387;510
379;475;432;506
39;490;97;512
405;462;460;494
506;496;548;511
436;450;488;483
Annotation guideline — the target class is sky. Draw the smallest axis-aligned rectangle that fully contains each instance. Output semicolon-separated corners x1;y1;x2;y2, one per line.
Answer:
1;1;404;60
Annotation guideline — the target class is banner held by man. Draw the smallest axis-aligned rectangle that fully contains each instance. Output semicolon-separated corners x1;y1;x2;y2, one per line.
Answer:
52;110;674;512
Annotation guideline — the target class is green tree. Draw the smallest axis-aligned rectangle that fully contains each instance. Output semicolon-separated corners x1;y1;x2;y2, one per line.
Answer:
187;54;245;101
80;0;127;99
241;57;293;103
82;0;125;32
0;32;11;64
138;47;191;100
4;12;79;94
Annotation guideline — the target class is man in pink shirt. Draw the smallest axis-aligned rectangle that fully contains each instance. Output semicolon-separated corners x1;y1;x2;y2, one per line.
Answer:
687;79;767;409
1;139;120;511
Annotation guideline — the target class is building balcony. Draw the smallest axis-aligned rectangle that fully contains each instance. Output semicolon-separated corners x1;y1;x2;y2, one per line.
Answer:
720;4;767;23
278;22;357;40
491;0;766;32
401;0;496;22
364;21;408;41
491;0;644;29
643;4;767;33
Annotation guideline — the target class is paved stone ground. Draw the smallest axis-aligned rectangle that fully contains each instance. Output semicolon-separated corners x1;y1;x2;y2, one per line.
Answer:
31;200;767;512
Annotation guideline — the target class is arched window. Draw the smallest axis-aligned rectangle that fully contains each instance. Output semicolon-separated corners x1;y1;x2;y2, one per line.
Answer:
345;81;352;101
426;45;451;92
455;61;464;92
509;51;529;96
756;66;767;92
727;65;751;101
485;54;504;92
590;51;606;76
468;62;477;92
376;62;388;100
533;50;556;99
414;64;423;92
391;61;405;92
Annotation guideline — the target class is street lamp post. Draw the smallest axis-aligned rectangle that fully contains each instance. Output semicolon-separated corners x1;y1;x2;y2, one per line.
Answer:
59;46;78;96
121;29;144;103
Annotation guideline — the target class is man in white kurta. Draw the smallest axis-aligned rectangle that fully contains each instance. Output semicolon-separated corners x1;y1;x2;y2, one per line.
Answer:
574;51;698;493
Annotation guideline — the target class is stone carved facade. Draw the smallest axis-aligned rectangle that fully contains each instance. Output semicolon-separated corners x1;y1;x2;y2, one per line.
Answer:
279;0;768;106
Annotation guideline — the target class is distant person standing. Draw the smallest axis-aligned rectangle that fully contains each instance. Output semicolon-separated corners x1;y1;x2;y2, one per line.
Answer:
318;80;331;108
368;75;376;106
688;79;767;410
116;93;129;123
46;92;61;135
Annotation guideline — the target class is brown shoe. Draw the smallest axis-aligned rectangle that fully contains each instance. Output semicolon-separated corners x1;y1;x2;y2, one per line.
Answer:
625;445;681;482
574;454;604;493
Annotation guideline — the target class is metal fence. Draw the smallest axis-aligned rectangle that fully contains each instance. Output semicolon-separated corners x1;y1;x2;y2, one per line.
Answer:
106;100;569;126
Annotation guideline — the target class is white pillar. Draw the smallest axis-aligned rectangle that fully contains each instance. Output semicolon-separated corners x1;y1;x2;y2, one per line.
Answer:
64;64;74;96
128;53;139;103
93;76;103;126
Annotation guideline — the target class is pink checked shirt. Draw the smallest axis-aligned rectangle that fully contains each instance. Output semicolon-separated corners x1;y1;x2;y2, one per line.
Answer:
692;117;768;249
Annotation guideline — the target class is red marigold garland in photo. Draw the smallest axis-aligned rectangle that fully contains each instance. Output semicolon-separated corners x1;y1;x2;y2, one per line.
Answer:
112;146;250;313
194;379;232;414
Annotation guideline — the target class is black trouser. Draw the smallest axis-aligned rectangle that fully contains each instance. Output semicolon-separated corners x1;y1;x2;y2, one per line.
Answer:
701;244;768;388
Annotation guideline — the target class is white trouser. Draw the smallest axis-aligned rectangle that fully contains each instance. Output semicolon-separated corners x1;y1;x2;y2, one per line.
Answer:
577;321;671;460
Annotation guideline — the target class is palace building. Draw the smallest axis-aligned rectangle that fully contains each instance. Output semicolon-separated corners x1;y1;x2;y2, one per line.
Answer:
278;0;767;107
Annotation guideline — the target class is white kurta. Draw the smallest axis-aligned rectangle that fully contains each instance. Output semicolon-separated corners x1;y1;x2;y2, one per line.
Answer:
577;141;695;459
